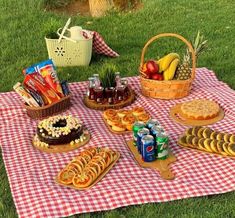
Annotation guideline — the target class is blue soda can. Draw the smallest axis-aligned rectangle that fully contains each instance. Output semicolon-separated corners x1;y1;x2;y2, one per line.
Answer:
156;132;169;160
141;135;156;162
146;119;160;130
60;80;70;96
137;128;150;154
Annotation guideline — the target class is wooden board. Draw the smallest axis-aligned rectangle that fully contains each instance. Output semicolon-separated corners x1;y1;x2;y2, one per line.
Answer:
83;87;135;111
32;132;91;153
55;151;120;190
102;115;132;135
170;103;224;126
177;139;235;159
126;140;177;180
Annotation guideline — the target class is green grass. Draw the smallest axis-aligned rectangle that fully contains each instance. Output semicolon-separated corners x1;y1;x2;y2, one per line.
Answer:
0;0;235;217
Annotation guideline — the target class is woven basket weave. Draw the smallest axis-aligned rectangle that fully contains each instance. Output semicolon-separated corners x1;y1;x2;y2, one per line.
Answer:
25;95;71;119
139;33;196;99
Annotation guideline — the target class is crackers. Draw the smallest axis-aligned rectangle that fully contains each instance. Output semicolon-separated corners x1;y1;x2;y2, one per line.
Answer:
178;126;235;157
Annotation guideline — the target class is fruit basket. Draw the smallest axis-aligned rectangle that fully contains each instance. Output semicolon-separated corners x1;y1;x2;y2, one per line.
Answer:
25;95;71;119
139;33;197;99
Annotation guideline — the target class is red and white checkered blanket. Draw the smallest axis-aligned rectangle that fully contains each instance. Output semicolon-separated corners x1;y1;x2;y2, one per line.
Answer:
0;68;235;218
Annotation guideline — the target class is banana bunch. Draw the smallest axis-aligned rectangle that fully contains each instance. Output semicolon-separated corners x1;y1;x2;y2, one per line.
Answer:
157;53;180;80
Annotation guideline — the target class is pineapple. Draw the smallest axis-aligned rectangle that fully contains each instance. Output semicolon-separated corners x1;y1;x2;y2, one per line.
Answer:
174;31;208;80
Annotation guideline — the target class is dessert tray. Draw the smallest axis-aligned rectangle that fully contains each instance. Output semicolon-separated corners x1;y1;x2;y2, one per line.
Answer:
126;140;177;180
55;147;120;190
178;126;235;158
102;107;151;134
170;99;224;126
32;115;90;153
83;86;135;111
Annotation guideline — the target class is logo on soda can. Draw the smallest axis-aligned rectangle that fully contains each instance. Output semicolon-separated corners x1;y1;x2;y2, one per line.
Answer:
137;128;149;154
141;135;156;162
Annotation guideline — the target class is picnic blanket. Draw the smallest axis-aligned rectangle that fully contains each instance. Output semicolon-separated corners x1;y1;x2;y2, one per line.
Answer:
0;68;235;218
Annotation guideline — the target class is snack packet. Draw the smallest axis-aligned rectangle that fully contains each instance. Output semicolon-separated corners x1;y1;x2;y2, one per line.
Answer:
13;82;39;107
60;80;70;96
25;87;45;107
24;72;60;105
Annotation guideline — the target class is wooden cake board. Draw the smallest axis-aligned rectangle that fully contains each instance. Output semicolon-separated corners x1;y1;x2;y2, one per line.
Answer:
83;88;135;111
126;140;177;180
170;103;224;126
55;152;120;190
32;132;91;153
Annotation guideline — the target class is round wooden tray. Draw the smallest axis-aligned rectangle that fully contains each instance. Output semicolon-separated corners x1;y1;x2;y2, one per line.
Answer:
170;103;224;126
32;132;91;153
83;88;135;111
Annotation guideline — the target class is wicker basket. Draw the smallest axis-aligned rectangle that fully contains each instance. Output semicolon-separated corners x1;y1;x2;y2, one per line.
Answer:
139;33;196;99
45;35;92;67
89;0;114;17
25;95;71;119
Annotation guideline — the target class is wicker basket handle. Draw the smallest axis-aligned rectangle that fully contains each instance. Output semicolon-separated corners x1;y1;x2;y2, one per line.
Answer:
140;33;196;80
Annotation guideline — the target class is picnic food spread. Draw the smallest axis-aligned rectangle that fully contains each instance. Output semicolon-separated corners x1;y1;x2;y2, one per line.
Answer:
180;99;220;120
56;147;119;189
103;107;151;133
33;115;89;150
178;126;235;157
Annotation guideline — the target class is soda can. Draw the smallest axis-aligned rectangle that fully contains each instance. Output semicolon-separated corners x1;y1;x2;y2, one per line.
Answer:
156;132;169;160
60;80;70;96
141;135;156;162
132;121;145;146
146;119;160;130
151;125;163;140
137;128;150;154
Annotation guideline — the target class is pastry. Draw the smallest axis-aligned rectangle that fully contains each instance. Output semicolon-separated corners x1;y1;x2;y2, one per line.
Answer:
122;114;136;131
178;126;235;157
107;116;120;126
137;113;151;123
103;109;117;120
112;123;126;132
132;106;146;117
33;115;87;148
181;99;220;120
57;147;118;188
117;109;132;118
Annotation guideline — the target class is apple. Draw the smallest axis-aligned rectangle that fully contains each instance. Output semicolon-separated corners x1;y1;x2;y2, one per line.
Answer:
151;73;164;80
146;60;159;74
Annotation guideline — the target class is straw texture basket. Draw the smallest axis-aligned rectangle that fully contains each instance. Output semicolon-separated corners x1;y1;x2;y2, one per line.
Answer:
139;33;196;99
89;0;114;17
25;95;71;119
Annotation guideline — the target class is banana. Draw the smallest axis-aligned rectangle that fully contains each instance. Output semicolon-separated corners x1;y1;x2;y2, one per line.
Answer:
159;53;180;72
163;58;180;80
156;57;164;73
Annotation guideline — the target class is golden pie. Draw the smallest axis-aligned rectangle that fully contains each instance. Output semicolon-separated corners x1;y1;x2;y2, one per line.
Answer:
181;99;220;120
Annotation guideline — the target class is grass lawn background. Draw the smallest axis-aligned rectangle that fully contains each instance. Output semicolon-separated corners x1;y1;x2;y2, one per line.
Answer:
0;0;235;217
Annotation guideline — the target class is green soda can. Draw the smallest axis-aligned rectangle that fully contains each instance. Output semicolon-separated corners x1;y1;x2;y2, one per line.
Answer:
156;132;169;160
132;121;145;146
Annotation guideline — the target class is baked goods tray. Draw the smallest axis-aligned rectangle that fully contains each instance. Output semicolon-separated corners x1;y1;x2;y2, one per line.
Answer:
170;103;224;126
178;139;235;159
126;140;177;180
55;151;120;190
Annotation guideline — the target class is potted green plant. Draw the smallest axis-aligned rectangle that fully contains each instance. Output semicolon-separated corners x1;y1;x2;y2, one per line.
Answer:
99;63;117;103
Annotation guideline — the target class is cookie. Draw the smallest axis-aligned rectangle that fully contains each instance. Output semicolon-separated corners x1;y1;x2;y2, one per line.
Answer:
224;133;232;143
191;126;201;136
202;128;213;138
216;133;225;141
228;143;235;156
222;142;231;155
198;138;206;151
185;127;193;135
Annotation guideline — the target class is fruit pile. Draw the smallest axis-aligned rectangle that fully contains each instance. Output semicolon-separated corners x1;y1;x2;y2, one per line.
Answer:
141;32;207;81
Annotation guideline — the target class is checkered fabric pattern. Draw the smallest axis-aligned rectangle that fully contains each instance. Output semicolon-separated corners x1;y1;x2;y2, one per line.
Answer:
0;68;235;218
84;30;119;57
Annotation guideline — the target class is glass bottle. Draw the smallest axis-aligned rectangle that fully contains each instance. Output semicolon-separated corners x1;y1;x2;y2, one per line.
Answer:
115;72;121;87
93;74;101;88
94;87;104;104
87;77;95;100
120;78;129;99
115;85;125;102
